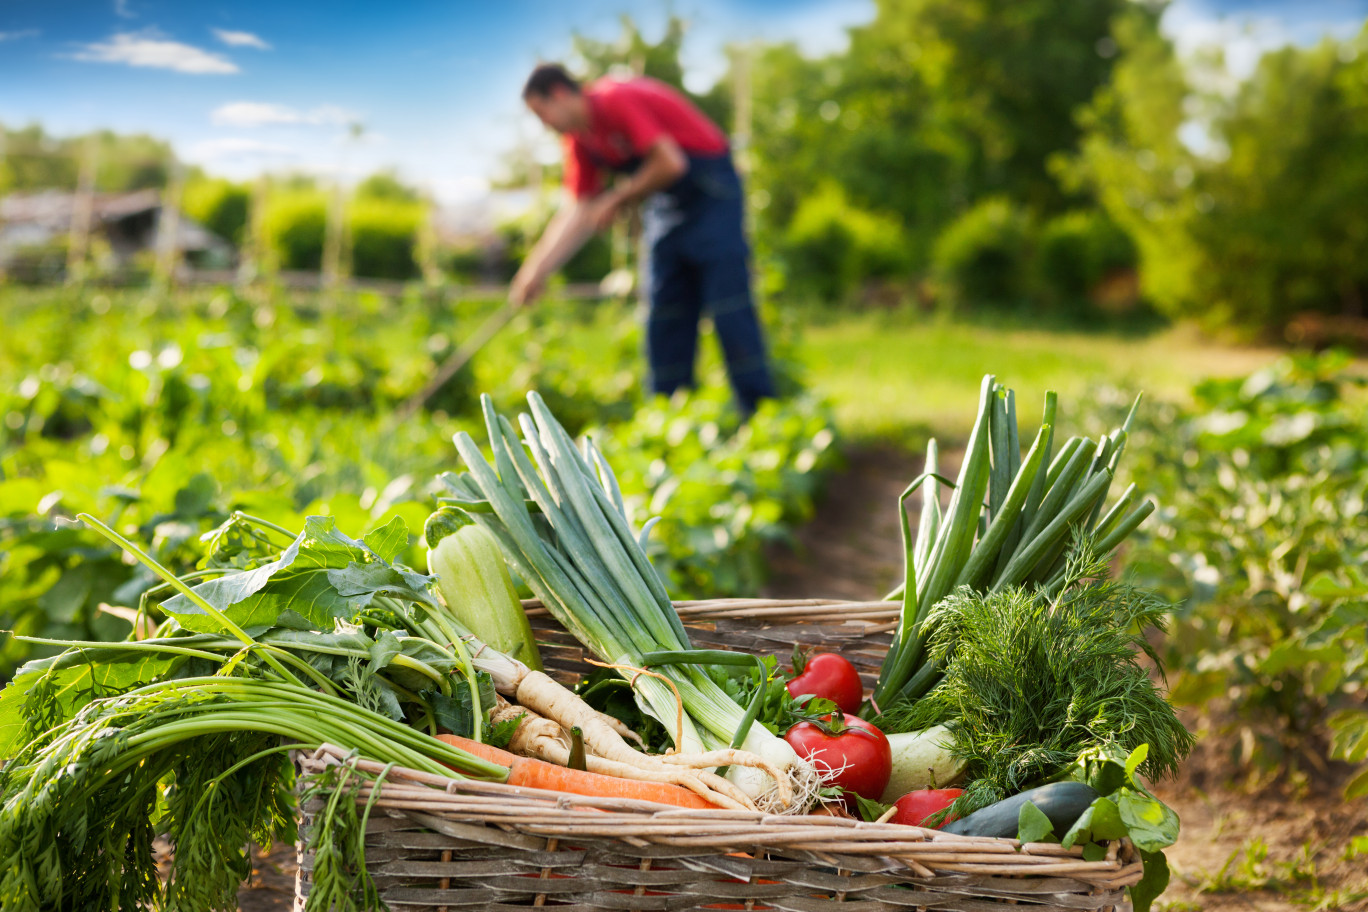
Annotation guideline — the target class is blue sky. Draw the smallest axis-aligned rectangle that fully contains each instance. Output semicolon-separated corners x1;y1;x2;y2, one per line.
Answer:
1;0;1365;203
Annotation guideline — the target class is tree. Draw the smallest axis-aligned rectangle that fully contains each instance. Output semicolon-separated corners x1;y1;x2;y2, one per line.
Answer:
573;16;688;91
835;0;1129;245
1069;11;1368;336
1188;31;1368;331
355;170;420;204
1062;4;1200;319
0;124;171;193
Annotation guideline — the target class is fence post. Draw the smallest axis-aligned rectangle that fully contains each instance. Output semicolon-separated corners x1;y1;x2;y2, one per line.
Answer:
66;135;98;286
154;156;185;290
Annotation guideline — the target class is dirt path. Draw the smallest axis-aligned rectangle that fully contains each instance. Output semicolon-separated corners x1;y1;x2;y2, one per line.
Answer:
761;445;923;602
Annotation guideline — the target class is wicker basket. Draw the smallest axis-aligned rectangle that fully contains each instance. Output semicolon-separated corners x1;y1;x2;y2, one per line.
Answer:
293;599;1146;912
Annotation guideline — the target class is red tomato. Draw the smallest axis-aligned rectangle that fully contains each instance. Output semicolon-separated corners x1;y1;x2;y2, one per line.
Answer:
786;653;864;716
892;788;963;828
783;713;892;802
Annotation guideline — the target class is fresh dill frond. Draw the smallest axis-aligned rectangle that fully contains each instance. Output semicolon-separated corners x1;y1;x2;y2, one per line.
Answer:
903;556;1194;797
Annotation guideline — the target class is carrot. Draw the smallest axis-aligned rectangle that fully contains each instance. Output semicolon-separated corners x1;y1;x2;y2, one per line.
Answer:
506;755;720;810
436;733;517;768
437;732;719;809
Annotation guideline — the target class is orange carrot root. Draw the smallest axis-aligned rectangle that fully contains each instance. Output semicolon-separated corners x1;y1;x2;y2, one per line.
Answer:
435;733;517;768
506;756;720;810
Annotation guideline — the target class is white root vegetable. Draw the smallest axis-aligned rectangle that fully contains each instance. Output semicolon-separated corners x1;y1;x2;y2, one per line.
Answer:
485;666;764;810
879;724;966;803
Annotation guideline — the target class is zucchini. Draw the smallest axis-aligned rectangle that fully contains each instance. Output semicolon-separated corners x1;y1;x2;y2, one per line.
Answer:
426;506;543;671
941;781;1098;840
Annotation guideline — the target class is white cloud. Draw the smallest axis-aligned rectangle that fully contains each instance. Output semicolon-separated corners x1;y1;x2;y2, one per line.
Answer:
211;101;302;126
310;105;364;128
211;101;362;127
1162;0;1365;92
212;28;271;51
70;31;238;74
114;0;136;19
0;29;40;42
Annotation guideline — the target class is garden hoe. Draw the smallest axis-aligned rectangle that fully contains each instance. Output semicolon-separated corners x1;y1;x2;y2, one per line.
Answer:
397;301;518;421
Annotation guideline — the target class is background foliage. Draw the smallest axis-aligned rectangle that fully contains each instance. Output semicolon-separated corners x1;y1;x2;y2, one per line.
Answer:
0;285;837;679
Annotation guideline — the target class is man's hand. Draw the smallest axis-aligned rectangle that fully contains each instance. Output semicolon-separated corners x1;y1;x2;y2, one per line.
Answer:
510;266;544;308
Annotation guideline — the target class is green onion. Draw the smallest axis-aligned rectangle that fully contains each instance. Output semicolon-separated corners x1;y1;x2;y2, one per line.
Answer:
873;376;1154;709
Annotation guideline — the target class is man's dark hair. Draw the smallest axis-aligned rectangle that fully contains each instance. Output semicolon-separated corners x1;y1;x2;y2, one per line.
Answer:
523;63;581;99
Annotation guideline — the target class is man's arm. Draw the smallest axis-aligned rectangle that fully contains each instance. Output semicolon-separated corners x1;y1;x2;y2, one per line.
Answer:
588;137;687;230
510;137;688;306
509;199;596;306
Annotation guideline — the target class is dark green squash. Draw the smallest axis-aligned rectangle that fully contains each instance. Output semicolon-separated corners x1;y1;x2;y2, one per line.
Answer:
941;781;1099;839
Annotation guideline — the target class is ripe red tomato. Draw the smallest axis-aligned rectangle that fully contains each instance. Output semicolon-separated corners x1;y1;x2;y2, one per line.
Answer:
786;653;863;716
892;788;963;828
783;713;892;802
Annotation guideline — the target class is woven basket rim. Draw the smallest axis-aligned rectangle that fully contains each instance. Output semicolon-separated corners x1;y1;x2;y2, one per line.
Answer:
521;596;902;618
296;746;1145;889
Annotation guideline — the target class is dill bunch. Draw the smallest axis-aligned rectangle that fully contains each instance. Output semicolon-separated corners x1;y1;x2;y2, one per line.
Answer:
895;551;1195;797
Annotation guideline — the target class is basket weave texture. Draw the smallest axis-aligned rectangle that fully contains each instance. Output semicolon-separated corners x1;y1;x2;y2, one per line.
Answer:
293;599;1146;912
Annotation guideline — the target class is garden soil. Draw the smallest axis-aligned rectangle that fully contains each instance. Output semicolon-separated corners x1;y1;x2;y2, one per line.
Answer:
236;445;1368;912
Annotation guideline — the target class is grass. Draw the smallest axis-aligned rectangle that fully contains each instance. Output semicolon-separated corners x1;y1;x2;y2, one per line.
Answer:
368;295;1287;450
790;309;1284;445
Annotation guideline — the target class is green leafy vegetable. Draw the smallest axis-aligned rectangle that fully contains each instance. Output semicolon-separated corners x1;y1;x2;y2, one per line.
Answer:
852;792;894;822
876;376;1153;706
1017;800;1054;843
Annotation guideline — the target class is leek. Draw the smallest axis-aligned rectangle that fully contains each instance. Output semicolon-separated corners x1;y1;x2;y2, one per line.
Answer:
440;392;816;810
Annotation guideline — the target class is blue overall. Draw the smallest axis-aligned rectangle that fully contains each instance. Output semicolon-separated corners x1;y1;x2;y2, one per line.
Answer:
634;152;777;415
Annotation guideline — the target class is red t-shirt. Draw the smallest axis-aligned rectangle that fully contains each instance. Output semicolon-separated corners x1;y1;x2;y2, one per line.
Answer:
563;77;729;199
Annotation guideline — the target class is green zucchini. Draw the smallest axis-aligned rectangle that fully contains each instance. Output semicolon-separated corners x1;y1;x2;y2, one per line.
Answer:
941;781;1099;840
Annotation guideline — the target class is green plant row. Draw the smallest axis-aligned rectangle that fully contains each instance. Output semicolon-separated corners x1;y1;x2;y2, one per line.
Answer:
1096;351;1368;793
0;286;838;679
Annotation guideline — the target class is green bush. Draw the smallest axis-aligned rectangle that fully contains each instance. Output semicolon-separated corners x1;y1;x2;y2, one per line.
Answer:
595;388;839;597
1034;210;1137;313
932;198;1031;308
182;177;250;246
349;198;422;281
782;182;909;303
262;191;327;272
496;206;612;285
441;243;490;283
